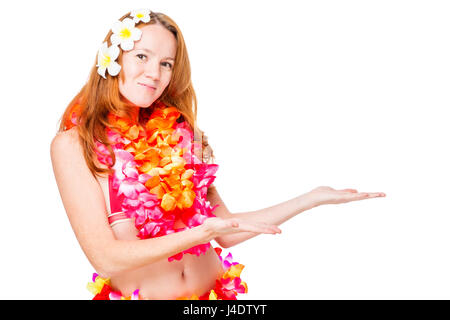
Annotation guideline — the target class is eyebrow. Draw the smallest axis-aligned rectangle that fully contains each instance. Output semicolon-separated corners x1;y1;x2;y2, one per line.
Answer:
134;48;175;61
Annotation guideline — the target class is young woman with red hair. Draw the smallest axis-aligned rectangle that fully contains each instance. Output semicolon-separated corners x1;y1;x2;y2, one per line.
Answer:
50;9;385;300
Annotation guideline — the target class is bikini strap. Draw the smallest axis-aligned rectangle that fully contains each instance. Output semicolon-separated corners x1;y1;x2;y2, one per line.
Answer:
107;211;132;227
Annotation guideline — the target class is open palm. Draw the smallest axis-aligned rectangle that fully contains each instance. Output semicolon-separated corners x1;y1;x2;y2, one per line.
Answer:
308;186;386;206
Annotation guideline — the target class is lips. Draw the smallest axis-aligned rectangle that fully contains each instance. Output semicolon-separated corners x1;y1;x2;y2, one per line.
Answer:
139;83;156;90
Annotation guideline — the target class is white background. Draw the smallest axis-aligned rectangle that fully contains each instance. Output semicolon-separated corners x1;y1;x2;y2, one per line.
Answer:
1;0;449;299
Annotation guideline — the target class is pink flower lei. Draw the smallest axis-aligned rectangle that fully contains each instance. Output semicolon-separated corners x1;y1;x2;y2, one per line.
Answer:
94;102;219;261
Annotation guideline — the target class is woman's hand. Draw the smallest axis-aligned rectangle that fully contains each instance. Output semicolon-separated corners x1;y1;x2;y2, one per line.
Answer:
307;186;386;207
202;217;281;240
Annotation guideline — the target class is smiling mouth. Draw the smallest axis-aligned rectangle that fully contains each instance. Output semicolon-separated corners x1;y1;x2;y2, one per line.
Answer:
139;83;156;90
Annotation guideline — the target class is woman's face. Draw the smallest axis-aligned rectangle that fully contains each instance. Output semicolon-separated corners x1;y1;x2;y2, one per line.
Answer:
118;23;177;108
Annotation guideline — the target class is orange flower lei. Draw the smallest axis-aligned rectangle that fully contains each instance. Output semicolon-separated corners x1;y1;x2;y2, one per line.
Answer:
67;101;249;299
92;101;220;261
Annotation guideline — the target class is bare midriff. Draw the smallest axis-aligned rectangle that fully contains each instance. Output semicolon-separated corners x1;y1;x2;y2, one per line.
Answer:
96;173;224;300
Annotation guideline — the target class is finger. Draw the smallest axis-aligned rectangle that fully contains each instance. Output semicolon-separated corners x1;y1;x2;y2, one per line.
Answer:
343;192;370;201
261;223;282;234
351;192;386;200
338;188;358;193
238;222;279;234
266;225;282;234
272;226;282;233
258;225;280;234
364;192;386;198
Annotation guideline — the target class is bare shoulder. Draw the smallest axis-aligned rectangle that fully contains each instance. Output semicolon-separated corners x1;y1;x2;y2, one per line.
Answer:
50;127;82;157
50;126;91;188
50;127;110;176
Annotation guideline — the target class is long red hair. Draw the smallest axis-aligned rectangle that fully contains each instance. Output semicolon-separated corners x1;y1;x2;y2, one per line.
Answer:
57;11;212;178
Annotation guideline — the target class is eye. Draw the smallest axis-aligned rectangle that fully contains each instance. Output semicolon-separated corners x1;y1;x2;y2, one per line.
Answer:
162;62;173;69
136;54;147;60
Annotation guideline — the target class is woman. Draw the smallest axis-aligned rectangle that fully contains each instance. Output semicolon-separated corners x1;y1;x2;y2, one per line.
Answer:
50;9;385;300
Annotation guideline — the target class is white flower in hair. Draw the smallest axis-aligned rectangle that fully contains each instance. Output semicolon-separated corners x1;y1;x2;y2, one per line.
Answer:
131;9;151;23
96;42;121;79
110;18;143;51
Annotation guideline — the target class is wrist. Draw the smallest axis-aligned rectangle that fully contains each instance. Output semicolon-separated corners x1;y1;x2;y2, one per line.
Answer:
197;221;215;243
300;192;321;210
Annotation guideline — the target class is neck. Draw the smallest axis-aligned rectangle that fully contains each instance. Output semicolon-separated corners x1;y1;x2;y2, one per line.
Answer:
129;106;140;123
116;101;162;125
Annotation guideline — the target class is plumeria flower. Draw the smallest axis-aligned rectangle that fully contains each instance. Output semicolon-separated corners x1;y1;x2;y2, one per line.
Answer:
131;9;151;23
110;18;142;51
96;42;121;79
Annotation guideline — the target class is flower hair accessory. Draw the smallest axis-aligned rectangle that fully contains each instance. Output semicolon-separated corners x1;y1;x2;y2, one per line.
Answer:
131;9;151;23
96;42;121;79
96;9;152;79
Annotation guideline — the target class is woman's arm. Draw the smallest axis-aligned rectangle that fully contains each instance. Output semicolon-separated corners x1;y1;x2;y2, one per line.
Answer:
50;129;275;278
50;129;215;278
207;186;317;248
208;185;385;248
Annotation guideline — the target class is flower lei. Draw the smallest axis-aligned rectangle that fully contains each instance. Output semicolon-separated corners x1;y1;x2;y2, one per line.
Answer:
94;101;219;261
87;248;248;300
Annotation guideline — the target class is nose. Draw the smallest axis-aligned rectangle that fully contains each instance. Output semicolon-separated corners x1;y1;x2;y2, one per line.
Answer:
143;60;161;82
